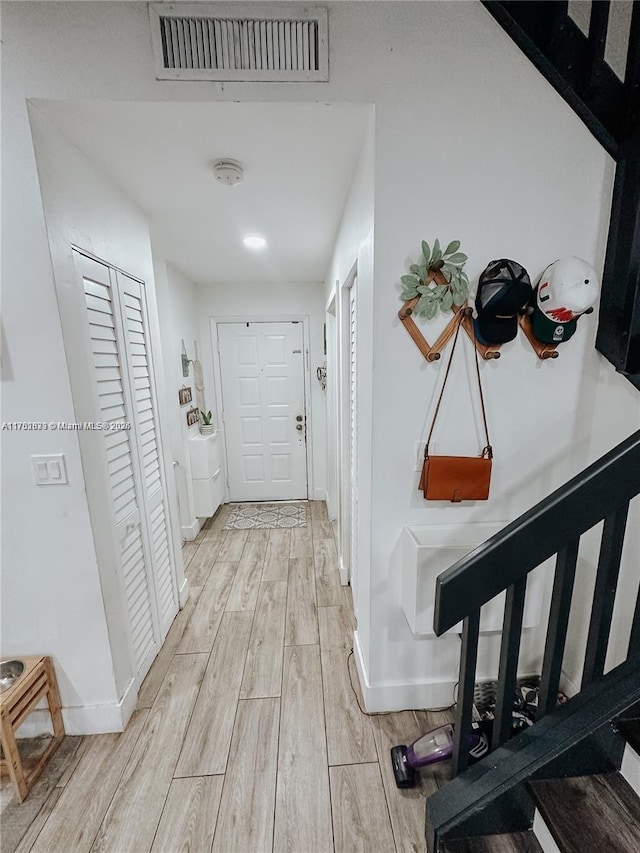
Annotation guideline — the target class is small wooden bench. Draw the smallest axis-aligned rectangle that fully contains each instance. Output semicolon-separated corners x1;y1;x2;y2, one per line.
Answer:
0;656;65;802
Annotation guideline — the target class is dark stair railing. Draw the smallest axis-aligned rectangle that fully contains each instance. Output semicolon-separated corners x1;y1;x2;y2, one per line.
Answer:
433;430;640;778
427;655;640;849
482;1;640;385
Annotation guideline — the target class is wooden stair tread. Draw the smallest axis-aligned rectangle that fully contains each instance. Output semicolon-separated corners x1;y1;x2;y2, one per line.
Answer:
444;830;543;852
619;719;640;756
530;772;640;853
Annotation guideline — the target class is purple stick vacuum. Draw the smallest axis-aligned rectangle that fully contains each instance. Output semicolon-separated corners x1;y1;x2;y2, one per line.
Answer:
390;722;490;788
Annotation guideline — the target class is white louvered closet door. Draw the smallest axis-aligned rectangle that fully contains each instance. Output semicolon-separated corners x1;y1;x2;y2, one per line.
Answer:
80;255;158;683
76;251;178;689
349;280;358;612
115;272;177;637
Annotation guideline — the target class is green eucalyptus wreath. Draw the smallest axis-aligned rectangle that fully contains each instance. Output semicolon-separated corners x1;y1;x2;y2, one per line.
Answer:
400;239;469;319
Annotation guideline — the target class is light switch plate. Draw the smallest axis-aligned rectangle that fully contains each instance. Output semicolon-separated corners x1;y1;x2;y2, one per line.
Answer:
32;454;68;485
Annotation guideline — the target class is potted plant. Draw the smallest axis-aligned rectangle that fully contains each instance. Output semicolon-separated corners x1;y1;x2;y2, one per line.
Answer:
400;239;469;319
199;410;215;435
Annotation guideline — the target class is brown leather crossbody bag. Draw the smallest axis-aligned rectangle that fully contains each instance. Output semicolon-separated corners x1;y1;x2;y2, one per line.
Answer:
419;311;493;502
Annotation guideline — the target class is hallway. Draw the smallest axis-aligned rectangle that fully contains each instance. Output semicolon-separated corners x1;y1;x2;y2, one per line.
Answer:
7;502;451;853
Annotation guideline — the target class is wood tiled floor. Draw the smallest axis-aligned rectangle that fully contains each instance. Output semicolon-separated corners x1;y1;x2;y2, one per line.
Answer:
6;502;453;853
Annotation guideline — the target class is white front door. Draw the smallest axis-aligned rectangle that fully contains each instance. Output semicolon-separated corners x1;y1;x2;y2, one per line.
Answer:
218;321;308;501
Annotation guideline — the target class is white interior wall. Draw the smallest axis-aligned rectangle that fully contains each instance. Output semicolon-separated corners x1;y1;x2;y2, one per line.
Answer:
152;257;202;540
361;4;631;708
1;97;186;731
1;98;161;731
3;1;638;718
324;113;375;305
318;2;634;708
27;103;186;728
0;93;118;732
197;282;327;500
561;358;640;693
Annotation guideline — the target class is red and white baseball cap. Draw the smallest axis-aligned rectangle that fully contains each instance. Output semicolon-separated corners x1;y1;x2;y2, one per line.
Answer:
532;257;599;344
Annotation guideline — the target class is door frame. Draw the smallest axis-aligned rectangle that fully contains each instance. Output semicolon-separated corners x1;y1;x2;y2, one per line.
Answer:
337;262;358;588
325;289;338;522
210;314;313;503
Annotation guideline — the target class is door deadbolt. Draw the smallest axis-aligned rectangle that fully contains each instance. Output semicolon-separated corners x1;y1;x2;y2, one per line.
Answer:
296;415;303;422
296;424;303;431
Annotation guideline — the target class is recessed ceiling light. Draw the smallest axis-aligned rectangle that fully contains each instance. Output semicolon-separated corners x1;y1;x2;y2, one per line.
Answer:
243;234;267;250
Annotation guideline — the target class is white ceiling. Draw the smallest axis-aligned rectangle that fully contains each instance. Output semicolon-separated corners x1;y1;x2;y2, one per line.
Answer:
33;100;371;284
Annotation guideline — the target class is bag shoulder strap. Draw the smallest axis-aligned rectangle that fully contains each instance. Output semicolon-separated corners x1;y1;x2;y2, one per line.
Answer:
425;308;492;459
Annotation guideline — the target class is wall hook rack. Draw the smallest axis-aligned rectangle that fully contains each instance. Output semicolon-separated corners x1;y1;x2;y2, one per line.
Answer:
398;270;462;361
519;307;593;360
518;314;560;359
399;285;502;363
458;307;502;360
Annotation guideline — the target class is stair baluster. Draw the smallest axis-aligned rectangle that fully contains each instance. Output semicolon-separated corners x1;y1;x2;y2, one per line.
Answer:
537;538;580;720
628;586;640;658
452;610;481;776
582;503;630;688
492;577;528;750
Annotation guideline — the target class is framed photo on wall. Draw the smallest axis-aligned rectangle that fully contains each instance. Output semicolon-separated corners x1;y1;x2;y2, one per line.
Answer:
179;386;192;406
186;406;199;427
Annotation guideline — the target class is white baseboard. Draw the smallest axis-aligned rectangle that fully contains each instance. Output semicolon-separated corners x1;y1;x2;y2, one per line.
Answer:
118;676;138;730
16;679;138;737
352;630;457;713
311;487;326;501
339;556;349;586
533;809;561;853
178;576;190;608
181;518;201;541
622;743;640;797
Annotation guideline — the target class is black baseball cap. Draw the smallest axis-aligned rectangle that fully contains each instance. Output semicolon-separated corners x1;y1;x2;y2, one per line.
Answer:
473;259;532;345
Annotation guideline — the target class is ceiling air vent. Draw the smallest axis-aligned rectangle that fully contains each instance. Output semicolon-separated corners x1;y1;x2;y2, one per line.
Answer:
149;4;328;82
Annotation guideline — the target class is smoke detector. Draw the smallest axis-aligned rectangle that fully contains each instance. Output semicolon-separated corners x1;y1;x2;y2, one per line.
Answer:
213;159;243;186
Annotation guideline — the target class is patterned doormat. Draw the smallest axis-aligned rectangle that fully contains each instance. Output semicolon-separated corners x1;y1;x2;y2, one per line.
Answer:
224;502;307;530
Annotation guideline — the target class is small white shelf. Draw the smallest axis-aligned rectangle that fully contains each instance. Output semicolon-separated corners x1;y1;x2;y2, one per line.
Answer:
188;430;222;479
401;523;546;637
189;430;224;517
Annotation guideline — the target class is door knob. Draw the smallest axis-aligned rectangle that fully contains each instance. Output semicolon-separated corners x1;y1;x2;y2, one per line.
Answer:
296;424;303;431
